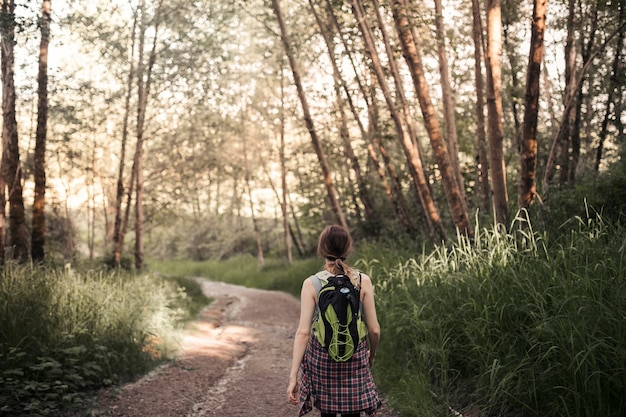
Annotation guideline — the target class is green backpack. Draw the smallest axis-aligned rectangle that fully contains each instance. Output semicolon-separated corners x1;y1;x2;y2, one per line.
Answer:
311;271;368;362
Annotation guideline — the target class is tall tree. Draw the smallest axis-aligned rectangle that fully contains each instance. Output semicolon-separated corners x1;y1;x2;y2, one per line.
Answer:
113;6;138;269
31;0;51;262
433;0;466;204
596;0;625;171
270;0;349;232
1;0;28;262
485;0;510;226
518;0;548;210
392;0;473;238
471;0;490;213
134;0;163;270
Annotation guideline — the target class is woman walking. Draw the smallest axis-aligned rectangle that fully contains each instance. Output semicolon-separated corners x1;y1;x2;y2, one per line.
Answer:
287;225;381;417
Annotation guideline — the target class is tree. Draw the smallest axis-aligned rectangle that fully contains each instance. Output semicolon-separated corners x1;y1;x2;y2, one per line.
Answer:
518;0;548;210
471;0;490;213
31;0;51;263
1;0;29;262
485;0;510;226
433;0;466;204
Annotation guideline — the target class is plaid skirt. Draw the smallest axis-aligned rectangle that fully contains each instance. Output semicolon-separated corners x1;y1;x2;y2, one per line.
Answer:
298;336;381;416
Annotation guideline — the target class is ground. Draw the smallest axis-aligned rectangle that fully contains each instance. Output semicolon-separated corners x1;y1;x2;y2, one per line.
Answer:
87;279;401;417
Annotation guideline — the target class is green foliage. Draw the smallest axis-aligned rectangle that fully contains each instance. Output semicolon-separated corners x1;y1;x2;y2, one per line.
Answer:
368;213;626;417
0;266;209;416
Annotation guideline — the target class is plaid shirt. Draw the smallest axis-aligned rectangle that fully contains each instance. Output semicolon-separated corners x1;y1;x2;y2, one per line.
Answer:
298;337;381;416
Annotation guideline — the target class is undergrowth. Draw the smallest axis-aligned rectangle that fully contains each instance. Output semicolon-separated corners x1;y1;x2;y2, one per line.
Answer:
0;267;208;416
371;210;625;417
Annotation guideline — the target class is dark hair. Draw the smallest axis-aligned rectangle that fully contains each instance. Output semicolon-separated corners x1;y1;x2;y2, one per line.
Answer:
317;225;352;276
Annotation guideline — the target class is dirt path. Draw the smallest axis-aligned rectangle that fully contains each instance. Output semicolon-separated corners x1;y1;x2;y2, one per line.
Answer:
88;279;400;417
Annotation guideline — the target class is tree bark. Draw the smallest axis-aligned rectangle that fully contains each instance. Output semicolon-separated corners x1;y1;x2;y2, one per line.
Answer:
471;0;490;213
270;0;349;233
518;0;548;210
1;0;29;262
392;0;473;238
485;0;509;226
31;0;51;263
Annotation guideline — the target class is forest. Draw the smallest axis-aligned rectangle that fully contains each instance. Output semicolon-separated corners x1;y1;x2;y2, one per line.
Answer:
0;0;624;416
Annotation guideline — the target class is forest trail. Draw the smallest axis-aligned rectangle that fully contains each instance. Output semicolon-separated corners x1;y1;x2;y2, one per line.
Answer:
88;279;400;417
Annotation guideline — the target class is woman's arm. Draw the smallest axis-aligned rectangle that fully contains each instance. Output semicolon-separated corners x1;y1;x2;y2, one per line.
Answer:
287;277;317;404
360;273;381;365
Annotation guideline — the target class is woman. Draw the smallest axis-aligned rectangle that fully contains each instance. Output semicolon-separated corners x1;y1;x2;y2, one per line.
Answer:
287;225;381;417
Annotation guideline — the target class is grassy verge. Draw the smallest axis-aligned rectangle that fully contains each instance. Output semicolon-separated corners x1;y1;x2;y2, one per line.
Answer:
0;266;209;416
371;212;626;417
150;255;322;297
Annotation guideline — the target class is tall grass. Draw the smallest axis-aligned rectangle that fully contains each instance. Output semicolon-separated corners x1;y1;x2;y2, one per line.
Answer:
0;266;207;416
370;212;626;417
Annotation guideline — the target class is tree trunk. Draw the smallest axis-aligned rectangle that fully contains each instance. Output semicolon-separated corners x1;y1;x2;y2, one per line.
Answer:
545;0;575;186
279;65;292;264
485;0;509;226
518;0;548;210
570;6;598;184
392;0;473;238
31;0;51;263
596;1;625;171
1;0;29;262
242;119;264;268
270;0;349;233
471;0;490;213
433;0;466;204
113;6;138;269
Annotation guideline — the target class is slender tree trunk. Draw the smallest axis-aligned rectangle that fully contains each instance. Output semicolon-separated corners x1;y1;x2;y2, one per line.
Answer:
134;0;162;270
392;0;472;237
279;65;292;264
471;0;490;213
570;5;598;184
271;0;349;232
485;0;509;226
1;0;28;262
113;6;138;269
242;119;264;268
596;1;624;171
433;0;466;204
545;0;575;186
518;0;548;210
32;0;51;263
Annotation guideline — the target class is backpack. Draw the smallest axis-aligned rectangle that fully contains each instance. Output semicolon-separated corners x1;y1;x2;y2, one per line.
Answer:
311;271;367;362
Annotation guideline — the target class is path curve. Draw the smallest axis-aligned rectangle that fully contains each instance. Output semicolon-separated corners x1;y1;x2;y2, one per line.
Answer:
88;279;399;417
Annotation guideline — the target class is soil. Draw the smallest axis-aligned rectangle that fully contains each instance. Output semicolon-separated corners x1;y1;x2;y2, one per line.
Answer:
86;279;401;417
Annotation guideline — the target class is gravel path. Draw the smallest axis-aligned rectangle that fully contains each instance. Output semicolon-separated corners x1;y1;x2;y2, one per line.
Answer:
87;279;400;417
